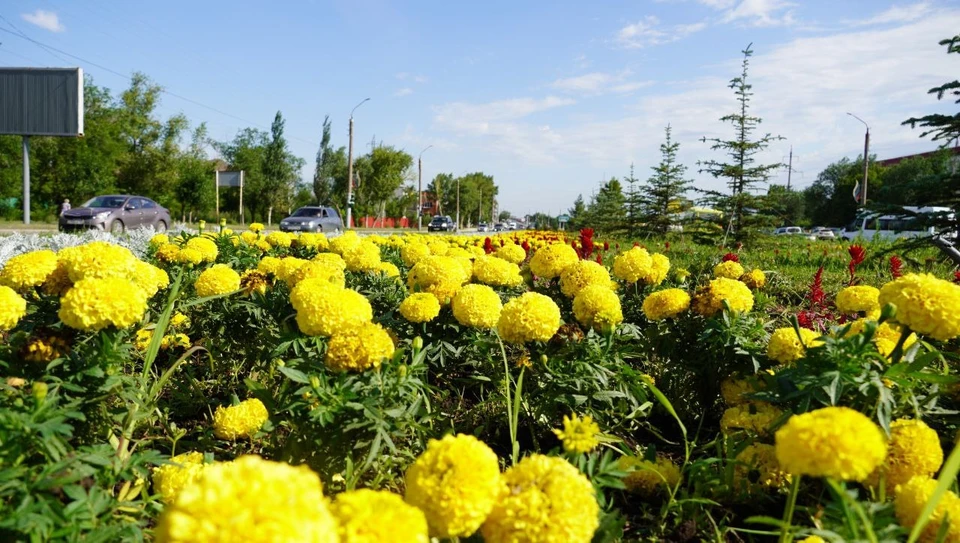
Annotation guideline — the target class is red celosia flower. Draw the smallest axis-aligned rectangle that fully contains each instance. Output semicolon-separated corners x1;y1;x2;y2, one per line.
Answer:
797;311;813;330
595;253;603;264
954;271;960;284
736;242;743;251
890;256;903;278
603;242;609;251
521;240;530;255
483;237;494;254
578;228;595;259
633;242;640;247
848;245;866;284
664;242;670;250
809;265;826;309
722;252;740;263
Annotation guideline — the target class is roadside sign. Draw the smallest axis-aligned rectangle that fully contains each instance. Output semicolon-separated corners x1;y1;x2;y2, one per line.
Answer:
557;214;570;222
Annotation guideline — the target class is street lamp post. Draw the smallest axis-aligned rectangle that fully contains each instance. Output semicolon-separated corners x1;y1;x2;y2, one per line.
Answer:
418;145;433;231
346;98;370;230
456;176;460;231
847;112;870;208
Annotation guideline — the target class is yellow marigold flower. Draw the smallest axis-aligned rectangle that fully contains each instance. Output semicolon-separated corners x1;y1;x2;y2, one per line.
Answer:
641;253;671;286
866;419;942;492
451;284;503;329
713;260;745;279
619;454;682;496
296;232;329;251
721;403;783;434
194;264;241;297
879;273;960;341
265;231;293;248
407;256;470;304
497;292;561;344
255;239;272;252
572;284;623;331
170;312;190;328
58;241;139;282
494;243;526;264
59;278;147;331
767;327;823;364
257;255;283;276
331;489;429;543
239;270;270;296
150;233;170;246
895;476;960;543
184;237;219;263
735;443;791;490
642;288;691;321
798;536;826;543
313;252;347;270
0;285;27;331
775;406;887;481
740;268;766;289
212;398;269;440
674;267;691;282
41;261;72;296
552;413;600;454
612;247;652;283
152;451;206;503
844;319;918;358
405;434;502;538
291;281;373;337
692;277;755;317
343;241;382;272
0;250;58;291
132;260;170;298
400;293;442;323
155;242;181;263
401;242;431;267
721;377;762;405
176;247;204;265
239;231;258;245
134;329;153;351
473;255;523;288
248;222;265;233
155;455;337;543
377;261;400;278
529;243;579;280
481;454;598;543
325;322;395;372
835;285;880;315
330;231;361;255
560;260;612;298
160;333;191;350
287;261;346;289
23;334;70;363
274;257;308;283
426;241;449;256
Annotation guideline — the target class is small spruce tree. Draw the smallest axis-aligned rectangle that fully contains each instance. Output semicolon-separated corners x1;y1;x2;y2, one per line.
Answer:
641;125;693;235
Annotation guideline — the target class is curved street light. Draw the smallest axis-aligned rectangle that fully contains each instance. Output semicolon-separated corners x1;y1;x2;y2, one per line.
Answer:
418;145;433;231
346;98;371;229
847;112;870;207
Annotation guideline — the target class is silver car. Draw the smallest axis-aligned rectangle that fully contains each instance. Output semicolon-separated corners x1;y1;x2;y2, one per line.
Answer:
59;195;171;234
279;206;343;233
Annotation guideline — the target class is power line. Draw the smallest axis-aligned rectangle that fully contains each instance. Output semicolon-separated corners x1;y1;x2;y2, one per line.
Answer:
0;14;72;64
0;25;319;147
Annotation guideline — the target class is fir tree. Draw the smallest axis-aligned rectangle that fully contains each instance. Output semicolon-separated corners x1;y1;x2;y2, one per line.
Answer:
641;125;693;234
698;45;783;240
568;194;587;230
312;115;334;205
623;164;643;236
586;178;626;233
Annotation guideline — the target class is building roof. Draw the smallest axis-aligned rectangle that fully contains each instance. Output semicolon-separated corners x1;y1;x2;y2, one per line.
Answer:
876;146;960;167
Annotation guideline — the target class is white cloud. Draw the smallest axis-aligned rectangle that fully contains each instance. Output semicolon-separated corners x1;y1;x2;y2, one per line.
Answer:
615;16;708;49
721;0;796;27
853;2;932;26
21;10;65;33
395;88;413;97
699;0;737;8
432;9;960;212
396;72;428;84
551;71;653;96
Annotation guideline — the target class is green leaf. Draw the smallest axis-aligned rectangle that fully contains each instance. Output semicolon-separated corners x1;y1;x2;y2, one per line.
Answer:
277;366;310;384
908;442;960;543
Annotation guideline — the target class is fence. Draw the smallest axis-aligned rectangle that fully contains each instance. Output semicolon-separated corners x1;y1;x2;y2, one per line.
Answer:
350;216;412;229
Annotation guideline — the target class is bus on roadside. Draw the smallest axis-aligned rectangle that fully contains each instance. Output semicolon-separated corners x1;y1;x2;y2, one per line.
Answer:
841;206;955;241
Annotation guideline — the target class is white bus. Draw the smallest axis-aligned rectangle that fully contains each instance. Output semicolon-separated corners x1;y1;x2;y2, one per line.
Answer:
841;206;954;241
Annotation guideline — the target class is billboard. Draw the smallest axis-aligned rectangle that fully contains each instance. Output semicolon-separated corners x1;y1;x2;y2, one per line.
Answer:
0;68;84;137
217;171;243;187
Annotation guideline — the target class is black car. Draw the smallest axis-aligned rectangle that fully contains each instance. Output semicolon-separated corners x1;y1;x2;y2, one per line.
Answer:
428;215;456;232
59;195;171;234
279;206;343;233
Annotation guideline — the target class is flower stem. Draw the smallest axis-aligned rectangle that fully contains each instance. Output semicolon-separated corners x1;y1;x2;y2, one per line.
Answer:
779;475;801;543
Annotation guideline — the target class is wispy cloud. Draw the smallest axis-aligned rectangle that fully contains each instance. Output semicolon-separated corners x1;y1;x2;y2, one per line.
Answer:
720;0;796;27
615;16;707;49
394;88;413;97
21;10;65;33
551;71;653;96
396;72;428;84
852;2;932;26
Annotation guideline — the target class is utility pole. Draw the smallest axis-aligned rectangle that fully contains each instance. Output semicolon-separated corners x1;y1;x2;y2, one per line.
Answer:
418;145;432;231
456;176;461;231
346;98;370;229
478;188;482;224
847;112;870;207
787;146;793;191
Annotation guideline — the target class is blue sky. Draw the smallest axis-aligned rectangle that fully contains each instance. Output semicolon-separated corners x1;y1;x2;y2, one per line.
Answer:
2;0;959;216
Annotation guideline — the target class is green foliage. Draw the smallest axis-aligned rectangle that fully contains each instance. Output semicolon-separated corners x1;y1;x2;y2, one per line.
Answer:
640;125;694;235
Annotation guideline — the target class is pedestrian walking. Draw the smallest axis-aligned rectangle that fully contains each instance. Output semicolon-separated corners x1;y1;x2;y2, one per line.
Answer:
59;199;71;216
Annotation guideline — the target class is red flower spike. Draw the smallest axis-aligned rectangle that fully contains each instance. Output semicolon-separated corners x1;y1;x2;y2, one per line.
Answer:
722;252;740;263
848;245;866;284
954;271;960;284
595;253;603;264
483;237;494;254
664;241;670;250
604;242;610;251
809;265;826;309
890;256;903;279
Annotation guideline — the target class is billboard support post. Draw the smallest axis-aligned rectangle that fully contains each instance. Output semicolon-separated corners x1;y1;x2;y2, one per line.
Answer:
239;171;245;225
215;170;220;222
22;136;30;224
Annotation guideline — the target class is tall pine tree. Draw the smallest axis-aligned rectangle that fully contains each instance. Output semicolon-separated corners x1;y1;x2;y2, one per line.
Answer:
312;115;334;205
698;45;783;239
586;178;626;233
641;125;693;234
623;164;643;236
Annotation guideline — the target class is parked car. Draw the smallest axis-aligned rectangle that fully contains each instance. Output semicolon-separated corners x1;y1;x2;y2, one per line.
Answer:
428;215;456;232
279;206;343;233
59;195;171;234
477;222;489;232
508;221;518;230
809;226;836;240
773;226;804;236
493;223;506;232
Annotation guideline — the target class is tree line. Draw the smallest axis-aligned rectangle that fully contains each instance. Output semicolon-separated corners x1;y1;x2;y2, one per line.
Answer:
0;73;499;225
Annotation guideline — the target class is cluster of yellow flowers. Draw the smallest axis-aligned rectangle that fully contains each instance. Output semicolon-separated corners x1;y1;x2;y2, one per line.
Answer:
494;243;526;264
407;255;470;304
895;476;960;543
552;413;600;454
713;260;745;280
642;288;691;321
399;292;442;323
22;334;70;363
330;489;429;543
879;273;960;341
843;318;917;358
774;406;887;481
194;264;241;297
0;249;58;291
618;454;682;496
529;242;579;279
0;285;27;331
59;277;148;331
497;292;562;344
735;443;791;490
212;398;269;440
152;451;206;503
766;327;823;364
324;321;396;372
451;284;503;329
572;284;623;331
559;260;613;298
720;403;783;435
865;418;942;492
835;285;880;316
739;268;766;289
612;246;652;283
692;277;755;317
472;255;523;287
290;279;373;337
